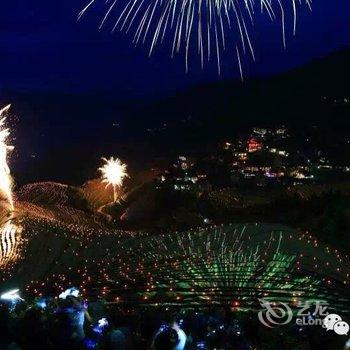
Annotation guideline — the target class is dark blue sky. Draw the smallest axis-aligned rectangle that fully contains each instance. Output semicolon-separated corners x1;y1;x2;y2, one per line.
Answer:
0;0;349;99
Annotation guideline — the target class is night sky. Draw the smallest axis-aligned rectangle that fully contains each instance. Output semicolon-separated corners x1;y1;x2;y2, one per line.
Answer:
0;0;350;99
0;0;350;184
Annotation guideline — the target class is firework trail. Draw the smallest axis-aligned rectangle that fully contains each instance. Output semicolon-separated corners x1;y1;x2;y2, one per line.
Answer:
0;105;14;211
0;222;23;268
0;105;23;269
79;0;312;77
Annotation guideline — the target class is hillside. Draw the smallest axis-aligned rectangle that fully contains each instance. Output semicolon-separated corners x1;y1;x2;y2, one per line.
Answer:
3;47;350;184
2;216;350;312
137;47;350;126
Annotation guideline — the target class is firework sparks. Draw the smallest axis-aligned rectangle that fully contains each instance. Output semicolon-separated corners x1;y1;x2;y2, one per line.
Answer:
0;105;14;212
79;0;312;75
0;222;23;269
99;157;129;202
0;105;23;269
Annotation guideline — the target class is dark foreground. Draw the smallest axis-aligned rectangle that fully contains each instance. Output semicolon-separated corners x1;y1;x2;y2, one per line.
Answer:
0;293;348;350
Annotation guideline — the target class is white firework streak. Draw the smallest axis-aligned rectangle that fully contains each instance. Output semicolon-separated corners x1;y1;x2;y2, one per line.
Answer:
0;222;23;268
79;0;312;74
0;105;22;269
0;105;14;211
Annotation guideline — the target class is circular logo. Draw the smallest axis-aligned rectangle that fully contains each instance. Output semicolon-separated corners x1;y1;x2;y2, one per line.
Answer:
258;299;293;328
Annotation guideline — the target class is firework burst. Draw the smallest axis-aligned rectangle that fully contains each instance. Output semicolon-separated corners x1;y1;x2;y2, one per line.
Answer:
79;0;312;77
99;157;129;202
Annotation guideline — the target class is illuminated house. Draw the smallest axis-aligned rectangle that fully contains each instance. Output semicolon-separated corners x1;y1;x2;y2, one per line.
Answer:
276;127;287;135
173;156;195;171
247;138;262;153
253;127;268;137
233;151;248;162
269;148;289;157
